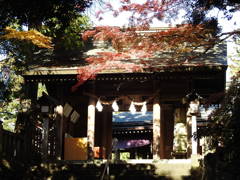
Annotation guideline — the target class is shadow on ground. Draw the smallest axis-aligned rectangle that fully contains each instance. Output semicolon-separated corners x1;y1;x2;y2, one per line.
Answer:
0;159;202;180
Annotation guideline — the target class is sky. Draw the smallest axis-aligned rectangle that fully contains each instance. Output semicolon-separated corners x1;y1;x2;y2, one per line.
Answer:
88;1;240;33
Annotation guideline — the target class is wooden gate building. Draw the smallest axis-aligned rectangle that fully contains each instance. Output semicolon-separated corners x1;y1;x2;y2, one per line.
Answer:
22;36;227;162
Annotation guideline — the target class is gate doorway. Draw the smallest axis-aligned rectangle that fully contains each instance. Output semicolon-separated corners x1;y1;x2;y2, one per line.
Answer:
112;111;153;160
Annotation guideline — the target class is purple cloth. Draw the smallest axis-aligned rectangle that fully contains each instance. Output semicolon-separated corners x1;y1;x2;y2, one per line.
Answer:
115;139;150;149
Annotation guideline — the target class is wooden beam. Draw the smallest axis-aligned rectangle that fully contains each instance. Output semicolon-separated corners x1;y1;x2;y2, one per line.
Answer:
83;92;98;99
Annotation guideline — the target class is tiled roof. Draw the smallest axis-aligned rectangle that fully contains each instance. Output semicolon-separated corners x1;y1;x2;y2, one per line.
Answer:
24;33;227;76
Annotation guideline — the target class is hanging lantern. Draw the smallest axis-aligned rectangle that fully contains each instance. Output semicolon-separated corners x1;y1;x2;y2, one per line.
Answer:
37;94;51;113
96;99;103;112
129;101;136;114
112;100;119;112
141;102;147;115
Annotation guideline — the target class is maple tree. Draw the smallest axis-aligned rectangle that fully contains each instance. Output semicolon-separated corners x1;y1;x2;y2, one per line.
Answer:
0;0;239;88
70;0;240;89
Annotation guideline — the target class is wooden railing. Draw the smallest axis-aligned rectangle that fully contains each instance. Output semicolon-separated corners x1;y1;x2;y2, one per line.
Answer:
0;118;58;163
0;121;26;161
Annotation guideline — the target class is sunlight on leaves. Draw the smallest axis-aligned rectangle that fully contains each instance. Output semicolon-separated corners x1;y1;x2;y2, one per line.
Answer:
1;27;53;49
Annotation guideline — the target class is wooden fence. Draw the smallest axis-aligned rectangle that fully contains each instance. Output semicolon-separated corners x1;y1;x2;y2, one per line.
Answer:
0;122;26;161
0;117;58;163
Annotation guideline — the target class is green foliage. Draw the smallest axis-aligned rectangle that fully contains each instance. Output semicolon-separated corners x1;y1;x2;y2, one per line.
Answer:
229;39;240;76
0;1;92;132
0;0;93;68
0;0;93;30
0;102;18;132
0;15;91;68
198;77;240;149
197;38;240;178
198;77;240;178
184;0;240;26
0;59;24;132
0;28;53;69
42;15;91;61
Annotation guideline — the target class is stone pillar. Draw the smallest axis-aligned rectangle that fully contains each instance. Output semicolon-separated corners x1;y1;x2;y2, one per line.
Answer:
87;97;96;160
153;98;161;160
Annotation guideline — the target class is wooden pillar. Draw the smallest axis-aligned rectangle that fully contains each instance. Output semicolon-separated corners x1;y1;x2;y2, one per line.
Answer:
186;116;192;157
162;104;174;159
101;111;107;158
94;109;110;159
87;97;96;160
55;105;63;160
187;100;200;156
191;115;198;155
24;117;33;163
42;117;49;161
153;98;161;160
0;120;3;159
101;109;112;159
104;110;112;159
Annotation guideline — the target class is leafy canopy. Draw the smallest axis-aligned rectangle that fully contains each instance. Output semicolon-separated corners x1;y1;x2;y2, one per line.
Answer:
0;1;93;131
0;0;93;29
70;0;240;87
1;27;53;49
